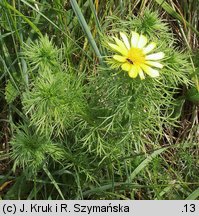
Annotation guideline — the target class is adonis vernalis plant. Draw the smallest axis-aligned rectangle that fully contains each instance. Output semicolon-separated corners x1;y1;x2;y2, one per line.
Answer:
3;2;197;200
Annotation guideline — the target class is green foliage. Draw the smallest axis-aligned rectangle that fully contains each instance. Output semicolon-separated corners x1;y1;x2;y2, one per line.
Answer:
5;80;19;104
10;124;64;175
22;36;86;136
0;0;199;200
129;9;169;37
23;35;60;71
22;71;85;136
186;87;199;103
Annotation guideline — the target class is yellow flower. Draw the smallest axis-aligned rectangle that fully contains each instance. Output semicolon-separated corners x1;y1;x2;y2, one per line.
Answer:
108;32;165;80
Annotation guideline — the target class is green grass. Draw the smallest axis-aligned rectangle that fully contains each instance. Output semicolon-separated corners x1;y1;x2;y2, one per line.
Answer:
0;0;199;200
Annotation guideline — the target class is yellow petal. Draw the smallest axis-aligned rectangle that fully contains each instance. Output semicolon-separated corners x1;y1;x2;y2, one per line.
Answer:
145;61;164;68
131;31;139;47
108;43;128;56
121;63;131;71
128;65;139;78
120;32;130;49
140;64;160;77
113;37;126;48
145;52;165;60
138;67;145;80
137;35;148;49
113;37;129;55
143;42;156;54
113;55;126;62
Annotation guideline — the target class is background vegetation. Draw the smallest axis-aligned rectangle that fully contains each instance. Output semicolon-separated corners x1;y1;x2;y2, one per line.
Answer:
0;0;199;200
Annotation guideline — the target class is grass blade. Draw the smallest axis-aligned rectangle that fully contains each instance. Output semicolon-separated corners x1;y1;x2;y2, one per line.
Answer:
154;0;199;36
89;0;103;33
70;0;103;63
0;1;42;37
43;165;65;200
126;147;167;182
186;187;199;200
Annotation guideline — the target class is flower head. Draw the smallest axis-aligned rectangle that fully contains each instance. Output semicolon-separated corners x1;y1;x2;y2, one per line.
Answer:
108;32;165;80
